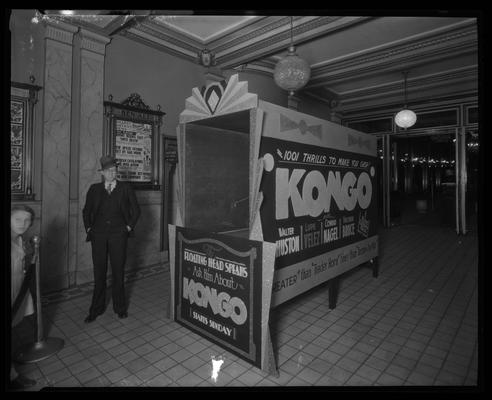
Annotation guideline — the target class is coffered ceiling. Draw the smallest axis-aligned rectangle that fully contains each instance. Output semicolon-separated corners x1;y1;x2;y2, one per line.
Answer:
41;10;479;117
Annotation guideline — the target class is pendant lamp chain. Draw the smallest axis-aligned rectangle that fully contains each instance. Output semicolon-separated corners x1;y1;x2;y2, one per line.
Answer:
290;16;294;48
403;71;409;106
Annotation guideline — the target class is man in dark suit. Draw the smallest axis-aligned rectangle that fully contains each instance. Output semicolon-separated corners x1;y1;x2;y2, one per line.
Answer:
82;155;141;323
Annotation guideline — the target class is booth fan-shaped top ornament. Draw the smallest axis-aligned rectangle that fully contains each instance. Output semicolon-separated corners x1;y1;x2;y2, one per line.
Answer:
179;74;258;124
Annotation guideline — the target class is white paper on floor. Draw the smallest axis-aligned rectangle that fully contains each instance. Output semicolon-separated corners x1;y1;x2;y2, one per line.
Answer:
211;356;224;382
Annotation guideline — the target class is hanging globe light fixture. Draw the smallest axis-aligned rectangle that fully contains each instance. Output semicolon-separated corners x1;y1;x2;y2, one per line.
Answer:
273;16;311;96
394;71;417;129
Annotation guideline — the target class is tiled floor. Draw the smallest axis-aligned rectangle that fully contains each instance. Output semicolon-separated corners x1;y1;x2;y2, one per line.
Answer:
10;222;479;389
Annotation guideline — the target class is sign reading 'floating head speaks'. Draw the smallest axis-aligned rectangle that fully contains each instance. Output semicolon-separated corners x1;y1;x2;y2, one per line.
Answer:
171;226;275;369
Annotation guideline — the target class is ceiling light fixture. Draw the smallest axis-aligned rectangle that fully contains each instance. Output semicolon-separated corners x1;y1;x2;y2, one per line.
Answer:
394;71;417;129
273;16;311;97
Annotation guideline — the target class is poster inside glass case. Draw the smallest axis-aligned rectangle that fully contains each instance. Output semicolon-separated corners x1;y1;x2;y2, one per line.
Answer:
114;119;152;182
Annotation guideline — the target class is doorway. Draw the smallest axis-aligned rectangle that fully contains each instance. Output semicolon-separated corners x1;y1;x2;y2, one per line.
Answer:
386;133;457;229
358;106;478;234
377;130;478;234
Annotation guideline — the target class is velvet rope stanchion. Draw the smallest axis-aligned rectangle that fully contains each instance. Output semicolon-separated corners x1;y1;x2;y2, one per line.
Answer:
14;236;64;363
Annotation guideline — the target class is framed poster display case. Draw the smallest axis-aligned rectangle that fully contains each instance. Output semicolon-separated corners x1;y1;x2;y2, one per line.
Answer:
103;93;165;190
10;81;42;200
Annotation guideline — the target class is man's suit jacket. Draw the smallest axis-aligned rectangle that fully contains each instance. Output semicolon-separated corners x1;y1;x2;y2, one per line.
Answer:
82;180;141;242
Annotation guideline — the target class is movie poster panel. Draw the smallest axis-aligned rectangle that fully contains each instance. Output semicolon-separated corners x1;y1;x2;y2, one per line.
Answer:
259;136;378;306
10;99;26;194
10;100;23;124
174;226;264;368
114;119;152;182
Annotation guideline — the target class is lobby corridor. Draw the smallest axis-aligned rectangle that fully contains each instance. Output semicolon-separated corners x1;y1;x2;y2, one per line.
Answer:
11;223;479;389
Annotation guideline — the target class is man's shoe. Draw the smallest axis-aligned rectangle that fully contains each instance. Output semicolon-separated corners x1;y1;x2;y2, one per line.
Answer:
118;312;128;319
84;313;99;323
10;374;36;390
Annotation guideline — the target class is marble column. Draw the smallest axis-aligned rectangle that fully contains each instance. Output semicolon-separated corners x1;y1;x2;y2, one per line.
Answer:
75;29;111;286
40;20;78;292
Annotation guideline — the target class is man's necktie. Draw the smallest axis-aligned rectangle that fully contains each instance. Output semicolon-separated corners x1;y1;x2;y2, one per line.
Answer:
106;183;112;194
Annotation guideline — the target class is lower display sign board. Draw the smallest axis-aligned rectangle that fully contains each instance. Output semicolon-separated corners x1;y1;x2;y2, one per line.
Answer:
168;225;277;374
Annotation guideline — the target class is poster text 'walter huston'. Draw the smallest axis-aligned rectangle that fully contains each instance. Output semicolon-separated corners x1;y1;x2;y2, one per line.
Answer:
260;136;378;305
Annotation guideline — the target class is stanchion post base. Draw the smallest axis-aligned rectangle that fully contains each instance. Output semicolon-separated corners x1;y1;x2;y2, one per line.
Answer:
13;337;65;364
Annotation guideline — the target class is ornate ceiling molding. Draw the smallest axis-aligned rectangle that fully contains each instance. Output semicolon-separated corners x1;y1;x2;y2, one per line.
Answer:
78;28;111;55
103;15;136;35
133;20;204;51
303;91;337;106
341;91;479;118
339;88;478;115
62;14;119;29
337;66;477;107
121;16;371;69
234;59;277;76
152;15;266;45
217;16;370;68
234;64;274;78
123;29;198;59
43;17;79;44
216;16;324;66
48;14;120;37
313;19;476;70
122;16;278;60
151;15;259;43
307;19;477;88
208;16;284;51
341;93;479;119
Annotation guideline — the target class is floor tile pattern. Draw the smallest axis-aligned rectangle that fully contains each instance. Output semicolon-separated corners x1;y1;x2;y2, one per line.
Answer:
11;224;479;389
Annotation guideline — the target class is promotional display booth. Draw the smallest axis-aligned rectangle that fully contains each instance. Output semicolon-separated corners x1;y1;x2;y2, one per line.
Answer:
168;75;379;375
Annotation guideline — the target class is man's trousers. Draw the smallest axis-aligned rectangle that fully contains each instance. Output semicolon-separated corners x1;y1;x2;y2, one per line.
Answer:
89;231;128;315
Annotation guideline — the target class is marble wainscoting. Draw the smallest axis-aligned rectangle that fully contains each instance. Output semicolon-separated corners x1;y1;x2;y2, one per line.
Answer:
127;190;168;269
